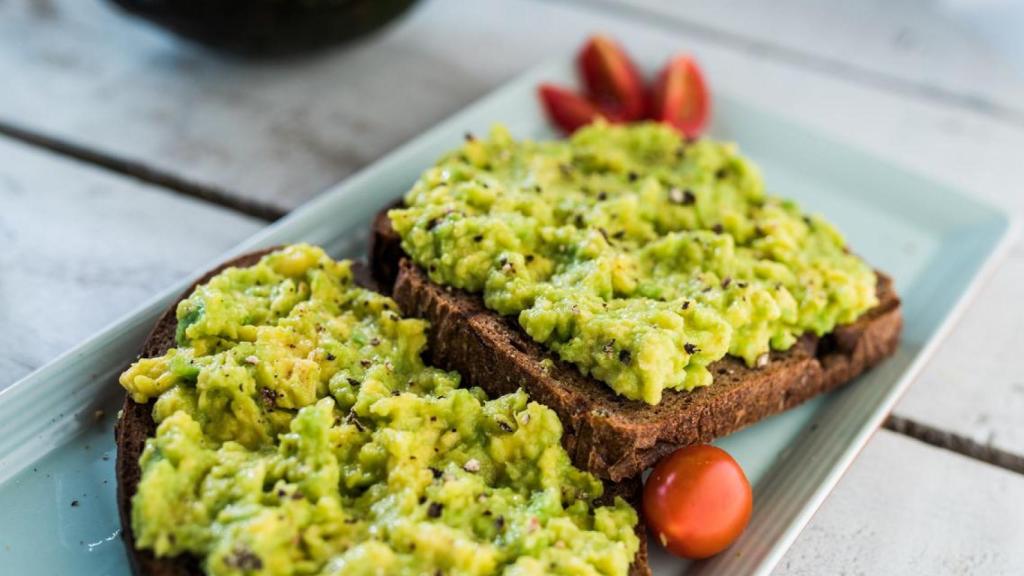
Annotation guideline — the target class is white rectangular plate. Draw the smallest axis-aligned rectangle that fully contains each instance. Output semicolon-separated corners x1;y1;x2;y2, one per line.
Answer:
0;58;1014;575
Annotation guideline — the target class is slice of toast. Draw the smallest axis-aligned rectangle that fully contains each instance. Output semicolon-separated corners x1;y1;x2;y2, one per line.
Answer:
115;249;650;576
370;207;903;482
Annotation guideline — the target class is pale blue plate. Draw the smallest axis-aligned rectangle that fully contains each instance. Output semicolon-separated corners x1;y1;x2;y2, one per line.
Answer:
0;58;1014;576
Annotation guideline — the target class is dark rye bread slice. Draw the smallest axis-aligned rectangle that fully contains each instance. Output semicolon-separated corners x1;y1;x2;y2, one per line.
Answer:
370;207;902;482
115;249;650;576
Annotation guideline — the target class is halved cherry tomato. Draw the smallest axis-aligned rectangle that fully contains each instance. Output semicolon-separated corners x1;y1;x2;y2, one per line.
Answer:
643;444;752;559
538;84;608;134
651;56;710;139
577;35;648;121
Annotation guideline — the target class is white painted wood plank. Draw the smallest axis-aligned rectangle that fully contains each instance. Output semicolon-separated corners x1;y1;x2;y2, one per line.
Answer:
895;253;1024;459
3;0;1024;461
2;0;1024;215
600;0;1024;120
774;429;1024;575
0;137;262;389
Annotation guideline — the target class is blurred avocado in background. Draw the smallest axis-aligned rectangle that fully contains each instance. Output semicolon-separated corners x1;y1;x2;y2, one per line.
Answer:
108;0;420;56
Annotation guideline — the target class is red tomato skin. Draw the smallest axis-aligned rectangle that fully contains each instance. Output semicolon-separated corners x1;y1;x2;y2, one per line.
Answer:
643;445;752;559
577;35;648;121
537;84;608;134
651;56;711;139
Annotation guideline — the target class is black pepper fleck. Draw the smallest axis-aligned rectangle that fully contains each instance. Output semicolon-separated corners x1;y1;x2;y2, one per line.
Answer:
427;502;443;518
603;339;616;355
684;343;698;355
260;387;277;408
227;548;263;571
618;349;632;364
346;412;366;432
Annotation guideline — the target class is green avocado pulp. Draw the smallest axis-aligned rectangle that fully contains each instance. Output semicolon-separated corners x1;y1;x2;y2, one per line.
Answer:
119;245;639;576
390;122;878;405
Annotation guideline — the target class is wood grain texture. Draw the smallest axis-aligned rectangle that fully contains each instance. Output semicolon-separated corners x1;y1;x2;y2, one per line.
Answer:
589;0;1024;123
894;255;1024;460
0;136;261;390
774;430;1024;575
3;0;1024;571
3;0;1024;217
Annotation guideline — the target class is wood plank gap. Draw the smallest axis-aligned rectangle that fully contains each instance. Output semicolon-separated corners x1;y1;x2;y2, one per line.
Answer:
885;413;1024;475
546;0;1024;129
0;120;286;222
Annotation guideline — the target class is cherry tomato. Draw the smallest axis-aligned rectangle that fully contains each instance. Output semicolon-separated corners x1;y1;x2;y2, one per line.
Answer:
538;84;609;134
577;34;648;121
643;444;752;559
651;55;711;139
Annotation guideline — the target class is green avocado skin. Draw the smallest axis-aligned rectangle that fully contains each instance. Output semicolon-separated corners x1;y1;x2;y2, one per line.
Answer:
108;0;419;56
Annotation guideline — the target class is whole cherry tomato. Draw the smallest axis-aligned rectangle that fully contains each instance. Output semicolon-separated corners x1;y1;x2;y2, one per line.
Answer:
642;444;752;559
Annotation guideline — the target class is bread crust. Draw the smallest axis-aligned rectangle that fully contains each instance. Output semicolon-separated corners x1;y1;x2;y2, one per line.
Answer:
116;250;272;576
115;249;650;576
372;207;903;482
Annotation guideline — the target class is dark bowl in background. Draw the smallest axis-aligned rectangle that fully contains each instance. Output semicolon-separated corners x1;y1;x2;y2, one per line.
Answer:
108;0;420;56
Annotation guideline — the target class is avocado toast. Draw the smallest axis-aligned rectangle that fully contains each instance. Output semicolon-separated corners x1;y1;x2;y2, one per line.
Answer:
115;246;649;576
370;122;902;482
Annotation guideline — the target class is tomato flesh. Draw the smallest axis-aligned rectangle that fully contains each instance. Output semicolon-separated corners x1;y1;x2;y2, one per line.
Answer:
643;445;752;559
652;56;710;138
577;35;648;121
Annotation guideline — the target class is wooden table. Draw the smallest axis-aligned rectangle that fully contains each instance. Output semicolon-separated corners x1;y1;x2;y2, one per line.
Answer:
3;0;1023;572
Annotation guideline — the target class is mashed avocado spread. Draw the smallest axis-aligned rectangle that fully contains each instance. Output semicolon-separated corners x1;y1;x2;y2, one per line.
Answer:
390;122;878;405
119;245;639;576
